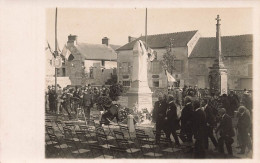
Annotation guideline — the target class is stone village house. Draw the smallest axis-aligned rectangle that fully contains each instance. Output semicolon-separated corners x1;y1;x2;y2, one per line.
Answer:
116;31;253;91
59;35;120;86
48;31;252;91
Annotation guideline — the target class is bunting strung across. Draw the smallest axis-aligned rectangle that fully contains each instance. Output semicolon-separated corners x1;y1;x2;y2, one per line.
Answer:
166;70;176;82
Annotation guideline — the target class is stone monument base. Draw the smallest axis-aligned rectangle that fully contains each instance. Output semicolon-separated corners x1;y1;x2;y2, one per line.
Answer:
209;66;228;95
126;80;153;112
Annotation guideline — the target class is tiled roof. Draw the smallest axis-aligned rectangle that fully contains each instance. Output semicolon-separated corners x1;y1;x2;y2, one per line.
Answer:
189;34;253;58
76;43;117;61
109;44;121;51
116;30;198;51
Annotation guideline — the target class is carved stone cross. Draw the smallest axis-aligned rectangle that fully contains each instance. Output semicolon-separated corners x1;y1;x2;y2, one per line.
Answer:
216;15;221;24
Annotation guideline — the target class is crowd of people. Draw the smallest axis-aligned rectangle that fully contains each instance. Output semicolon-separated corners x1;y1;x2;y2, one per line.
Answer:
46;83;253;158
152;86;253;158
45;84;111;119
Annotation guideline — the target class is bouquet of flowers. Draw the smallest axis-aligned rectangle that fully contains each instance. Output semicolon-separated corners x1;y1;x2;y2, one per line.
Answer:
117;106;152;124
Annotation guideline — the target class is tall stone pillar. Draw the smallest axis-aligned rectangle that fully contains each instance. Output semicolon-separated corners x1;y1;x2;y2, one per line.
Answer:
209;15;228;95
126;40;153;113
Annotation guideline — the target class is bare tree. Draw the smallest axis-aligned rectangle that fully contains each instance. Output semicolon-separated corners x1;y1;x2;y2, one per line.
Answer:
161;38;176;75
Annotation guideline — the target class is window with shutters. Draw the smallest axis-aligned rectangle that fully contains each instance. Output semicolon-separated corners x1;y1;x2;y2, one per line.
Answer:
153;80;159;87
62;68;66;76
121;62;129;73
101;60;105;66
151;61;161;74
89;68;94;78
123;80;130;87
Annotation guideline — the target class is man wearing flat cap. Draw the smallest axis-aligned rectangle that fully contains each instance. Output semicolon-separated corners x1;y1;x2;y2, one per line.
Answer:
236;106;252;154
215;108;235;156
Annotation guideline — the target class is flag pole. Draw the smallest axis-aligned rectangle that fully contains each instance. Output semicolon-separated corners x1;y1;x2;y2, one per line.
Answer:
54;7;58;93
145;8;148;50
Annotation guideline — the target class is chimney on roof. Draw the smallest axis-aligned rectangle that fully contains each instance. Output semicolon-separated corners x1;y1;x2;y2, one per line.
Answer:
67;34;77;46
128;36;137;43
102;37;109;46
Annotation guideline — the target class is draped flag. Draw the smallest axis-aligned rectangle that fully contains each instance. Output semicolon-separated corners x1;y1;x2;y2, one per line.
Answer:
61;45;74;61
46;41;55;57
166;70;176;82
57;41;62;53
147;46;155;61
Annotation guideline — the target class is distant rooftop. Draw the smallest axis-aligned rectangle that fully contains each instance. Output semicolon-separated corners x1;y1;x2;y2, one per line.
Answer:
75;43;118;61
189;34;253;58
117;30;198;51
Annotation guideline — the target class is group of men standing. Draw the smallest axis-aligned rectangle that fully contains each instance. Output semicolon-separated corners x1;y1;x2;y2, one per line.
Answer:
153;94;181;146
46;84;110;119
152;90;252;158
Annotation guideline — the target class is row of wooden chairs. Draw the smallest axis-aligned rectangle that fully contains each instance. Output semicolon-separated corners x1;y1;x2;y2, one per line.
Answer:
45;118;184;158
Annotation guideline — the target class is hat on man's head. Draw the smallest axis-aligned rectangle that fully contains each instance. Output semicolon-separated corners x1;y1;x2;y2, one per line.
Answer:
104;99;113;108
168;94;174;101
218;108;226;114
238;106;246;114
193;100;200;109
184;96;192;104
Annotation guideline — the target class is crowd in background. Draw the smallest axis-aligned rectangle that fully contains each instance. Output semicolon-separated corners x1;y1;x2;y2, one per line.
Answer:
45;84;111;119
46;83;253;158
153;85;253;158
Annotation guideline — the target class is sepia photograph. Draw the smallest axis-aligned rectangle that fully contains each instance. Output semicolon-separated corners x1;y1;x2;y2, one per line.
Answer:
44;7;255;159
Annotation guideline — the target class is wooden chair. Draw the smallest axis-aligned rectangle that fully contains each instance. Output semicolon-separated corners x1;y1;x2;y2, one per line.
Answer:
64;138;90;158
135;128;145;135
55;120;65;135
64;122;77;132
136;128;154;141
46;125;63;138
96;132;115;149
89;144;113;159
136;134;162;158
115;138;141;157
153;130;166;139
95;126;115;140
79;125;95;138
63;127;80;142
157;137;181;157
47;133;67;157
75;130;97;147
45;119;53;127
46;125;55;135
110;146;128;158
114;130;135;145
119;125;134;141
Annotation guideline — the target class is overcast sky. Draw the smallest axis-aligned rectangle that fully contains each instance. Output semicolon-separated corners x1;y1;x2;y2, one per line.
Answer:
46;8;253;48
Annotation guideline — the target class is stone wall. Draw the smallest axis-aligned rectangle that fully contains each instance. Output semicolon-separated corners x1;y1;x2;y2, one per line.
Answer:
188;56;253;89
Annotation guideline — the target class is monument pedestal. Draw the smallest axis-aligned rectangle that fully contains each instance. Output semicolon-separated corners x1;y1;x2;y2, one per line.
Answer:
208;15;228;96
209;65;228;95
126;80;153;112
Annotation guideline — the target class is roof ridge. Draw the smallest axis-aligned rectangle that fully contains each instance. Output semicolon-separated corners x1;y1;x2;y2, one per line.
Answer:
77;42;106;46
139;30;198;38
200;34;253;39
